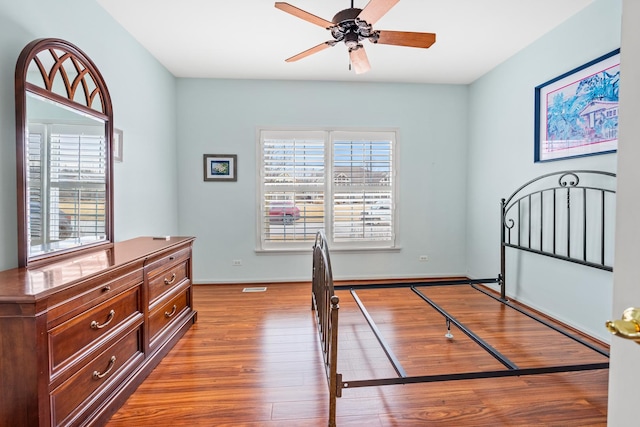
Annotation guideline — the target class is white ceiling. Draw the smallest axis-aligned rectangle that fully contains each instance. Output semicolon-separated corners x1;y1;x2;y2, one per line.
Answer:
97;0;594;84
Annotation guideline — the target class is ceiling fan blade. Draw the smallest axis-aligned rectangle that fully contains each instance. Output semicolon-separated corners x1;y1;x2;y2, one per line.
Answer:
285;42;332;62
275;2;334;28
376;30;436;48
357;0;400;25
349;46;371;74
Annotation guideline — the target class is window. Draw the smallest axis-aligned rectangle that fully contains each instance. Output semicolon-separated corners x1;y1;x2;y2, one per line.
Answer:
27;122;107;255
258;129;397;251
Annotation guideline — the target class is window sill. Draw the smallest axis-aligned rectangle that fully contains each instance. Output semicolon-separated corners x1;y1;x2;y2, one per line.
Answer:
255;246;401;255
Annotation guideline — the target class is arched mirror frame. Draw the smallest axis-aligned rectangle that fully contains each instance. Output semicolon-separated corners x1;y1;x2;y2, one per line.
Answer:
15;38;114;268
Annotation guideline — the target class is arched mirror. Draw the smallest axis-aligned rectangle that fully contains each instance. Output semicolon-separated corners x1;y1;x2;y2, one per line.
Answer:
15;38;114;267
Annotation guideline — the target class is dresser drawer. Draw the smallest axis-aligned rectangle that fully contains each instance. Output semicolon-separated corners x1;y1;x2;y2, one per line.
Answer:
50;325;144;427
148;286;191;349
47;268;143;326
148;259;189;307
48;286;143;377
145;246;190;281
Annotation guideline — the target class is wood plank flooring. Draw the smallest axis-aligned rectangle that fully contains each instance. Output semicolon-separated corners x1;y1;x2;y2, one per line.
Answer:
106;282;609;426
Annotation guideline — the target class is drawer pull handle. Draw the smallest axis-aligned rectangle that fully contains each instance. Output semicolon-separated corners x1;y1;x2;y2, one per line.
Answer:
165;305;177;318
90;310;115;330
92;356;116;380
102;285;111;292
164;273;177;285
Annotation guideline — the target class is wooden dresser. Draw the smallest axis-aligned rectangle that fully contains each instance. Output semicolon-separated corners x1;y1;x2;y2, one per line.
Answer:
0;236;197;427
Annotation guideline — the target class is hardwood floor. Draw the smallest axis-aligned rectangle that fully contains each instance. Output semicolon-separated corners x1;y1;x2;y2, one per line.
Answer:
106;282;609;426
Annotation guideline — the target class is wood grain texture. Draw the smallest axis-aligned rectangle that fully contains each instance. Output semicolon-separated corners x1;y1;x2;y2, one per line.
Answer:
106;283;608;426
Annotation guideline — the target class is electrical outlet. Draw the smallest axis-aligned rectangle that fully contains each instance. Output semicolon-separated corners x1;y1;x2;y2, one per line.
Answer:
232;259;242;266
419;255;429;262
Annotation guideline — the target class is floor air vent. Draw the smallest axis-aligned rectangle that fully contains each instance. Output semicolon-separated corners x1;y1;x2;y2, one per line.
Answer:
242;287;267;293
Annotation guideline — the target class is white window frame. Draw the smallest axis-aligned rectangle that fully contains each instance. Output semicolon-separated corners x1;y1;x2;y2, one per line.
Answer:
257;128;398;252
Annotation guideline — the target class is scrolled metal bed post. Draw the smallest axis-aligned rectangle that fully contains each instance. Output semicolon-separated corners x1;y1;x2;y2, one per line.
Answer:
328;295;339;427
500;198;507;300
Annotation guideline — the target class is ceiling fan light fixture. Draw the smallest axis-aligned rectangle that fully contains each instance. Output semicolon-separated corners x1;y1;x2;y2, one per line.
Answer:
330;26;344;41
344;31;360;49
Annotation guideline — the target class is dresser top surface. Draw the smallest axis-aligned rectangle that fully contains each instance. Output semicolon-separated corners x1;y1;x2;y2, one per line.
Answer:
0;236;194;301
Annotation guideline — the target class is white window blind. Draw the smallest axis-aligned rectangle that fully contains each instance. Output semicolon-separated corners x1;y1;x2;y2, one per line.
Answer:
50;130;107;238
258;129;397;251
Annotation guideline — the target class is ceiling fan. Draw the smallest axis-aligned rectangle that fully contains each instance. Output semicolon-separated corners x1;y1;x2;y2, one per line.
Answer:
274;0;436;74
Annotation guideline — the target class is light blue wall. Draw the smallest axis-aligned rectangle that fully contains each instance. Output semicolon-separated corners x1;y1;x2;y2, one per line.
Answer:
0;0;179;270
466;0;622;341
177;79;469;283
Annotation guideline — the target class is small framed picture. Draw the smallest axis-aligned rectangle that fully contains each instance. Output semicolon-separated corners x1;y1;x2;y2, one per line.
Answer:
534;49;620;162
113;128;123;162
203;154;237;181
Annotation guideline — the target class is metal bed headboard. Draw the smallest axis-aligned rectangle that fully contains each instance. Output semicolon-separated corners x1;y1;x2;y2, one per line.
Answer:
500;170;616;299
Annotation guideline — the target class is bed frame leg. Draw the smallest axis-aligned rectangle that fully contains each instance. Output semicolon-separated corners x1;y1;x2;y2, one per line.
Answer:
445;318;454;339
328;374;340;427
328;297;340;427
